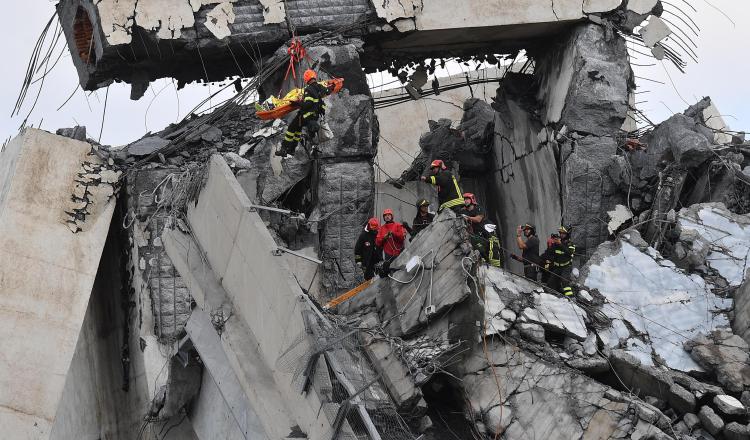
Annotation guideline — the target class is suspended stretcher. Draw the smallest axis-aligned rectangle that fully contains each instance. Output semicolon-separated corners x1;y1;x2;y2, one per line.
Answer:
255;78;344;120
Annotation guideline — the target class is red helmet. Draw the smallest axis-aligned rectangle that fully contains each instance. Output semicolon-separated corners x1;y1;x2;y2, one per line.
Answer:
382;208;394;218
430;159;446;170
367;218;379;231
303;69;317;83
463;192;477;205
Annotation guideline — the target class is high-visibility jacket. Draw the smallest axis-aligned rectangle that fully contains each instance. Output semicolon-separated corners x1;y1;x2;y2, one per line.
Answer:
300;81;330;122
488;235;502;267
542;240;575;267
375;221;407;257
428;170;463;211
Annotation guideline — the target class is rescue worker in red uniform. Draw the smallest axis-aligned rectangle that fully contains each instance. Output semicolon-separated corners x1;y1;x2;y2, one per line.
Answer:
354;218;382;280
277;69;332;157
420;160;464;212
375;209;407;275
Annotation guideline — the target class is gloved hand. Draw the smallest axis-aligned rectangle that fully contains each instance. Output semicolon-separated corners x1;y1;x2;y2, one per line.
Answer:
356;261;363;268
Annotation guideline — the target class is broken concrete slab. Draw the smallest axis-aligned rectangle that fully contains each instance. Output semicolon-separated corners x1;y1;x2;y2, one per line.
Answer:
461;341;647;439
535;23;630;136
714;394;746;417
698;405;724;435
582;231;732;371
676;202;750;286
376;209;473;336
640;15;672;48
126;136;171;156
685;330;750;393
521;292;589;340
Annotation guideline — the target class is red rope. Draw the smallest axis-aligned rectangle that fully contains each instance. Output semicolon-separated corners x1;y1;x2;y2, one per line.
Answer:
279;36;307;97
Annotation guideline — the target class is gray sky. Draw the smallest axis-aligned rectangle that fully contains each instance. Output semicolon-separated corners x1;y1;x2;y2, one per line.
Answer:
1;1;747;146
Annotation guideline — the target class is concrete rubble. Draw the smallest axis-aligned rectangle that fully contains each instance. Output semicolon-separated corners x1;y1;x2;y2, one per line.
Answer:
4;0;750;439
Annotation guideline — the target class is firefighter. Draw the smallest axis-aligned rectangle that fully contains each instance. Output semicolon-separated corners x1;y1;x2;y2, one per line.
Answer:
512;223;540;280
460;193;500;267
354;218;382;281
541;225;576;297
420;160;463;212
276;69;331;157
375;209;407;275
403;199;435;238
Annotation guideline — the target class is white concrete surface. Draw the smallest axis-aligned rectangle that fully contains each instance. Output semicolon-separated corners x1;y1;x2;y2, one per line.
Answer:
165;220;296;439
187;155;337;439
415;0;586;30
0;129;115;438
49;241;168;439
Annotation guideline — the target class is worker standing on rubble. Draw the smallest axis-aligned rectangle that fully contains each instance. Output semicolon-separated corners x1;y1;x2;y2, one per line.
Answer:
459;193;501;267
420;160;464;212
541;225;576;297
354;218;382;281
277;69;331;157
403;199;435;238
375;209;407;275
512;224;540;280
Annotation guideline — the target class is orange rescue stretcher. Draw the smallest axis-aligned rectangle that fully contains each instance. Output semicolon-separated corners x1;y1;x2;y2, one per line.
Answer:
256;78;344;120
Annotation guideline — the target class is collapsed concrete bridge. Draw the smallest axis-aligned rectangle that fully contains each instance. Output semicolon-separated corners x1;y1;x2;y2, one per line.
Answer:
57;0;663;94
3;1;750;440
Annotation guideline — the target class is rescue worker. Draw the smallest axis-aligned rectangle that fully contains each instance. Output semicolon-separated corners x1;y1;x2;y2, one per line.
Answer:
375;209;407;275
403;199;435;238
420;160;463;212
460;193;501;267
541;225;576;297
354;218;382;280
459;193;485;234
512;223;540;280
277;69;331;157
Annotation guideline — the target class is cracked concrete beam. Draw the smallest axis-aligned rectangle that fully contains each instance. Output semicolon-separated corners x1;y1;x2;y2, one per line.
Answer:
205;2;236;39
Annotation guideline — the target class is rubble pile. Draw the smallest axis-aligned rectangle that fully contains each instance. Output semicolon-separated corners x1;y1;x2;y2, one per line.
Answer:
5;1;750;439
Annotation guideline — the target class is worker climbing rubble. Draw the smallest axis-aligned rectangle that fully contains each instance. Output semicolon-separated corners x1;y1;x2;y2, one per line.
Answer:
375;208;407;275
276;69;333;158
460;193;501;267
541;225;576;297
420;160;464;212
512;223;541;280
403;198;435;238
354;218;382;281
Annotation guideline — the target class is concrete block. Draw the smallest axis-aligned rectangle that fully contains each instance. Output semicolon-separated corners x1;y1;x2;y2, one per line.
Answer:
698;405;724;435
0;129;115;438
363;340;422;410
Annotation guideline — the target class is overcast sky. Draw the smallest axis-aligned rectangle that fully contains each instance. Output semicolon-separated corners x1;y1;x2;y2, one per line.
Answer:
1;1;747;147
